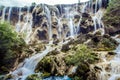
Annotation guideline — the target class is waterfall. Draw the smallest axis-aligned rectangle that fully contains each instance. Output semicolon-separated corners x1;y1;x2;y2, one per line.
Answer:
0;1;109;80
92;16;97;31
45;6;52;40
20;7;33;44
77;16;82;34
64;7;75;37
108;44;120;80
95;0;103;13
81;2;88;13
16;7;22;32
2;7;7;21
24;7;33;44
69;18;74;37
58;18;62;39
91;0;105;35
11;46;52;80
97;39;120;80
7;7;12;23
95;0;98;13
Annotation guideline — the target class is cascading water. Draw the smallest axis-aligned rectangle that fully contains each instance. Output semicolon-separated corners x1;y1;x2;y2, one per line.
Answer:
16;7;22;32
64;7;75;37
108;43;120;80
2;7;7;21
20;7;33;44
69;18;74;37
92;15;97;31
91;0;105;35
11;46;52;80
7;7;12;23
97;39;120;80
0;0;110;80
57;18;62;39
45;6;52;40
76;2;88;34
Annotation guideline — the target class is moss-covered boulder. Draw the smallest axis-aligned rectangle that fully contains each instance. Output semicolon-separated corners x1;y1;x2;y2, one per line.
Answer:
87;33;118;51
103;0;120;35
26;74;42;80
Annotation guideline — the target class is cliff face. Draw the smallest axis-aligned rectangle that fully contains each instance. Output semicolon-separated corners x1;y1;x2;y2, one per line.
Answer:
0;0;110;44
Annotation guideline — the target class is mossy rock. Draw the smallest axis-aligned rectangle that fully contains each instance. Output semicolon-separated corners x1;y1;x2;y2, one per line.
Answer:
35;57;52;73
76;62;90;75
71;76;82;80
0;66;9;74
65;44;98;66
89;34;118;51
61;44;70;52
70;62;90;80
47;49;60;56
108;51;116;55
117;78;120;80
26;74;42;80
4;74;13;80
41;72;51;78
0;75;5;80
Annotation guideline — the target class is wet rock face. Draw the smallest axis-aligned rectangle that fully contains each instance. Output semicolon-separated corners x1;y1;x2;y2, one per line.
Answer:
0;2;100;43
87;31;118;51
37;30;47;40
105;26;120;36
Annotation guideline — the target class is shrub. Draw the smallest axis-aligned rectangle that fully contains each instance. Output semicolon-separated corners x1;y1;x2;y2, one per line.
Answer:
65;44;98;66
103;0;120;27
0;21;25;74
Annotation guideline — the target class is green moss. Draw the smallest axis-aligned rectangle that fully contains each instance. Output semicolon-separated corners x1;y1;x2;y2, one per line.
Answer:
0;21;26;74
95;37;118;51
65;44;98;66
26;74;42;80
72;76;82;80
41;72;51;78
35;57;52;73
103;0;120;27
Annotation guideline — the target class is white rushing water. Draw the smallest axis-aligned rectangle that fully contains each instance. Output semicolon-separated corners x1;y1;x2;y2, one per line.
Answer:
97;38;120;80
20;7;33;44
11;45;52;80
45;6;52;40
108;44;120;80
0;0;109;80
64;7;75;37
7;7;12;23
92;0;105;35
16;7;22;32
1;7;7;21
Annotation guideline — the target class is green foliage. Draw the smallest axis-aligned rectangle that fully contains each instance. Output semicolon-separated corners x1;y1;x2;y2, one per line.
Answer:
102;38;116;48
26;74;42;80
72;76;82;80
0;21;25;74
65;44;98;66
103;0;120;27
95;37;118;51
31;2;36;6
35;57;52;73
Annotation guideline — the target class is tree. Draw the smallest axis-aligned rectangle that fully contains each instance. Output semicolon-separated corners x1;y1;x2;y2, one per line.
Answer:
103;0;120;27
0;21;25;74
